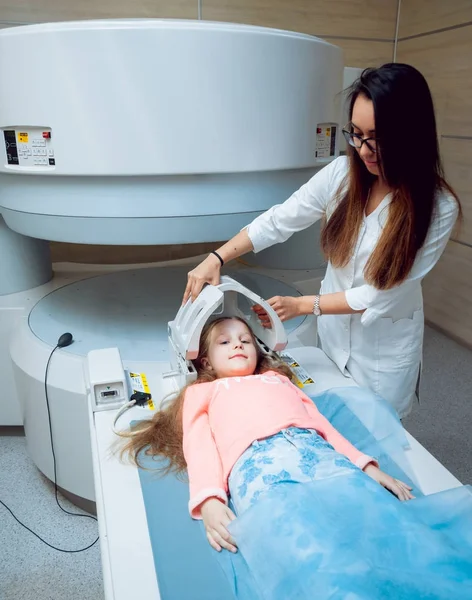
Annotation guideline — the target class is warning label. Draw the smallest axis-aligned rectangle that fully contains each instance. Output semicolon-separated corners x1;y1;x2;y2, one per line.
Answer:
128;371;155;410
280;352;315;389
315;123;337;159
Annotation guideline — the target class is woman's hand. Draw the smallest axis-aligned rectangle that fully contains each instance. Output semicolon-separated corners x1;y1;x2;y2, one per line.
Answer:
183;254;221;305
252;295;302;327
200;498;238;553
364;464;414;501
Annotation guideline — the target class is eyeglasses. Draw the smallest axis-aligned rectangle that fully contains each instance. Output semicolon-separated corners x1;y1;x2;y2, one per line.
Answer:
342;127;378;154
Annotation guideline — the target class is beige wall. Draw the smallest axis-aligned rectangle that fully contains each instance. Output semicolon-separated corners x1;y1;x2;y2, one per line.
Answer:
0;0;397;265
397;1;472;348
201;0;397;66
0;1;197;21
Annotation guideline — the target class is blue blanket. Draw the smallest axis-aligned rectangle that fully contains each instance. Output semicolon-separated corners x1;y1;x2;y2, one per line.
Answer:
137;387;472;599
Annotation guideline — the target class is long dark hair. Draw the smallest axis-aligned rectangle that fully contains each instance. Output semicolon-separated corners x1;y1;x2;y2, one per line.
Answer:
119;317;293;473
321;63;461;289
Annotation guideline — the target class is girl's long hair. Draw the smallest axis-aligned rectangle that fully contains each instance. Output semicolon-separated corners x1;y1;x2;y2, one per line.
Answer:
321;63;461;289
119;316;293;475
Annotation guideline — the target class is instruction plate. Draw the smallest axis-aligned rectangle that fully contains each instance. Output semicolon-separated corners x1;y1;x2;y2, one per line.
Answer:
315;123;337;159
280;351;315;388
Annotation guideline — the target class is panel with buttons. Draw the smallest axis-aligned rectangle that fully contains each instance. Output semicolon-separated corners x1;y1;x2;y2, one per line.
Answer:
3;128;55;169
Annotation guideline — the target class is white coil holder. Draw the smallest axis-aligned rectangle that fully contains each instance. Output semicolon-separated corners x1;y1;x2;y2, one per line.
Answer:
168;276;288;386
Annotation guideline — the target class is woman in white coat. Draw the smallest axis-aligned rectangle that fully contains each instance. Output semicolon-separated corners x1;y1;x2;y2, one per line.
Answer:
183;63;461;418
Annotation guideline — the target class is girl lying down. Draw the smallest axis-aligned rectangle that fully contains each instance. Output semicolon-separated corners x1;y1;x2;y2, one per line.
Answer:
121;316;472;599
121;316;412;552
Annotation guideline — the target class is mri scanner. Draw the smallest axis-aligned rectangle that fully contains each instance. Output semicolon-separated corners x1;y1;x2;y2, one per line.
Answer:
0;18;464;599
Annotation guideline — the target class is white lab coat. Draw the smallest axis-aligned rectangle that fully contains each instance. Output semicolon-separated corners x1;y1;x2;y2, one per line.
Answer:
246;157;458;417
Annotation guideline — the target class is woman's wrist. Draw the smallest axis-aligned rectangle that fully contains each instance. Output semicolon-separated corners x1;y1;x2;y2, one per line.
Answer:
206;252;223;267
211;230;254;265
294;292;364;318
210;250;224;267
298;296;317;316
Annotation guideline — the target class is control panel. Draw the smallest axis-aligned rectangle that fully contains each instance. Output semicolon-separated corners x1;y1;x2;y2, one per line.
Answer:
3;128;55;169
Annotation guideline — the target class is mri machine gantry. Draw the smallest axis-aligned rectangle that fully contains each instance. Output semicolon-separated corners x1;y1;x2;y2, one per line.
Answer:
0;19;345;505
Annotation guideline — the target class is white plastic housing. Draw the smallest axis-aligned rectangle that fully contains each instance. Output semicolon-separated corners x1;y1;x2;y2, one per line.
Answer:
86;347;127;412
0;19;343;244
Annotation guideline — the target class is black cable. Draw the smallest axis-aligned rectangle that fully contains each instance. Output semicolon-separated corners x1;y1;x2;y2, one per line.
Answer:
0;498;97;554
0;333;99;553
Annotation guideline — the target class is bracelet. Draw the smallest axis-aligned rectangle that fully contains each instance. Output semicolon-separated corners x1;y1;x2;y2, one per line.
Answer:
211;250;224;267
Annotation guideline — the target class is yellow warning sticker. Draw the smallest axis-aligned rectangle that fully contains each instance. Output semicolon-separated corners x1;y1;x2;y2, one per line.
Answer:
129;371;155;410
280;351;315;388
18;132;28;143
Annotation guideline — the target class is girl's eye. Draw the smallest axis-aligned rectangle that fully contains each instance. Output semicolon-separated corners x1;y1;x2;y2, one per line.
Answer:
219;340;229;345
242;339;251;344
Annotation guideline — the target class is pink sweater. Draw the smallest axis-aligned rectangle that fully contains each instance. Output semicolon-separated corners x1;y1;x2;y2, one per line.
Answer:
182;371;376;518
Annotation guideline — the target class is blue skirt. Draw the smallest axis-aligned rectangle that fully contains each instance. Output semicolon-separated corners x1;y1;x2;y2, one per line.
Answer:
228;427;359;516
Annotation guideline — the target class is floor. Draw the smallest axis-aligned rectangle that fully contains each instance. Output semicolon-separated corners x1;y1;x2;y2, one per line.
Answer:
0;429;103;600
403;325;472;485
0;324;471;600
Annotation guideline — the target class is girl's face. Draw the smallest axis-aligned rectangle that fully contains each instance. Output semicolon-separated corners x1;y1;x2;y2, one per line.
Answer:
351;94;380;177
203;319;258;378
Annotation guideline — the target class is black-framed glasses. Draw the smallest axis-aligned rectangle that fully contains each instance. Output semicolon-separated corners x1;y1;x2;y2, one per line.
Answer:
342;127;378;154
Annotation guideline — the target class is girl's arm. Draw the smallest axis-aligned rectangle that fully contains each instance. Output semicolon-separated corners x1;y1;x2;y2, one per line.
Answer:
292;382;414;500
182;385;227;519
289;382;377;469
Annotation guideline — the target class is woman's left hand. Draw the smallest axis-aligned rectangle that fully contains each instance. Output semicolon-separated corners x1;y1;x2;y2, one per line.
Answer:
252;296;301;327
364;464;414;501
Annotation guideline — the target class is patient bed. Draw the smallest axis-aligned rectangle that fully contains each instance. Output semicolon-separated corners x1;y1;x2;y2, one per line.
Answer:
87;278;463;600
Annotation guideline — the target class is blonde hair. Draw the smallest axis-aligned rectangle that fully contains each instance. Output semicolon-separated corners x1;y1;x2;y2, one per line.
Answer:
119;316;293;474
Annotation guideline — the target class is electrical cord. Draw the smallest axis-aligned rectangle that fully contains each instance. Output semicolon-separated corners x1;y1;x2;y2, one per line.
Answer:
112;390;179;436
0;332;99;553
112;399;137;435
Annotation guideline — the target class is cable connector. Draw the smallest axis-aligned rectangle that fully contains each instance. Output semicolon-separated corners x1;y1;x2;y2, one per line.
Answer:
130;391;152;406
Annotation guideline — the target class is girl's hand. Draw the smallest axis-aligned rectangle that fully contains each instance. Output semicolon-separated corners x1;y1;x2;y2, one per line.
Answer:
252;296;302;327
364;464;415;501
200;498;237;553
183;254;221;304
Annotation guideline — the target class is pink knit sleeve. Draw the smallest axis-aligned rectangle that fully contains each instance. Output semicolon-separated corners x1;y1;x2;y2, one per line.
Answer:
182;384;228;519
292;382;378;470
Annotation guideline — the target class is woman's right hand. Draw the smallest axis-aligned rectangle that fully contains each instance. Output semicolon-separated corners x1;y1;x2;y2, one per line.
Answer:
200;497;237;553
183;254;221;305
